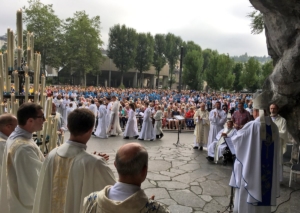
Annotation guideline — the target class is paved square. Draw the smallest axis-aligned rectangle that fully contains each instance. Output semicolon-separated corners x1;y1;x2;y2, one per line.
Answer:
64;131;300;213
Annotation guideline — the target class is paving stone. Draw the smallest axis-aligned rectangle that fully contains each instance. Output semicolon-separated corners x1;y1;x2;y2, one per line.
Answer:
144;188;170;200
177;156;193;161
160;171;179;177
148;160;171;172
195;177;206;183
173;168;211;183
213;196;230;207
169;190;206;208
206;173;222;181
177;163;201;171
172;160;187;168
191;186;203;195
157;198;177;206
203;200;226;213
147;172;170;181
200;195;212;202
200;180;226;196
190;182;199;186
141;179;156;189
157;181;189;189
169;168;186;174
168;205;193;213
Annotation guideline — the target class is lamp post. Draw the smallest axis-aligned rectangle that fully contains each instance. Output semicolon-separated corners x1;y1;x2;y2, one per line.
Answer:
178;46;183;93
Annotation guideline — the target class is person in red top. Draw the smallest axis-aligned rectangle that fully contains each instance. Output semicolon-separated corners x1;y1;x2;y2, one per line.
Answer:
185;106;195;129
231;102;252;130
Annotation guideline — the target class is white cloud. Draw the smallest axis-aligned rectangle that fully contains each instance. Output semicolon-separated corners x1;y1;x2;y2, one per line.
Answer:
0;0;268;56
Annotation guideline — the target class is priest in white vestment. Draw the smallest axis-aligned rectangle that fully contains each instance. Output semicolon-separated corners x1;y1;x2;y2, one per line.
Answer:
53;94;63;115
62;95;70;128
138;102;155;141
94;100;108;139
154;106;164;139
270;103;288;182
33;108;116;213
0;103;45;213
229;91;280;213
207;101;227;148
207;120;237;163
123;103;139;139
0;114;17;189
193;103;210;150
89;99;98;130
105;97;113;129
82;143;170;213
106;97;122;136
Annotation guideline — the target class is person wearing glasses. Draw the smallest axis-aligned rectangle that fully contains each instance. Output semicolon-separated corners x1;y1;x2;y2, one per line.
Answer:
0;103;45;213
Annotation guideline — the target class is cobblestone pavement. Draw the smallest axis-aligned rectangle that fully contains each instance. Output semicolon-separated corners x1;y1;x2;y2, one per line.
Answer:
64;131;300;213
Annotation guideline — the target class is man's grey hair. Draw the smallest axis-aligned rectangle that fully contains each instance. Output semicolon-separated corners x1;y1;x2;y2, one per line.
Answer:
115;146;148;176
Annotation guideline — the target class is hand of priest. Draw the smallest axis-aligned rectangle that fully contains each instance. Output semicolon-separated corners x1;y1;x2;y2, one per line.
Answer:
150;195;155;200
93;151;109;161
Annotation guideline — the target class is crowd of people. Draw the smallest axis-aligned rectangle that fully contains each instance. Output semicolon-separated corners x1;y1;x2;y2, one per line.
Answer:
0;84;290;213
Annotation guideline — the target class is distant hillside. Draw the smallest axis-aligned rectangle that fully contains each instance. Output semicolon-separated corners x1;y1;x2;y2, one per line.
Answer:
231;53;271;64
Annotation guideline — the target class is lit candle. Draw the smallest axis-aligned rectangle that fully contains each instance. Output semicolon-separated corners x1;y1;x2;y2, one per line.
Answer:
27;31;30;49
51;117;58;150
30;33;34;57
11;92;15;103
0;75;3;103
17;9;23;49
14;71;19;95
9;30;14;70
27;48;31;71
41;92;46;109
3;51;8;77
41;121;48;153
17;47;21;69
25;74;29;102
14;101;18;116
6;75;11;93
24;65;28;75
47;97;53;118
6;99;10;113
6;28;10;68
0;52;3;102
34;91;38;103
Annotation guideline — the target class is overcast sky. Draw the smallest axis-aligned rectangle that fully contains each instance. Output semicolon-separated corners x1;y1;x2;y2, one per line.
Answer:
0;0;268;56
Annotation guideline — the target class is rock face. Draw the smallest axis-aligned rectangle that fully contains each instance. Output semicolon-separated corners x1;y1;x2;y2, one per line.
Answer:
250;0;300;161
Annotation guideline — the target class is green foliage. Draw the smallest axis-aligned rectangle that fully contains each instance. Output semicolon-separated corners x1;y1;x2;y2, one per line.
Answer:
119;84;125;89
23;0;62;69
165;33;182;88
0;44;7;52
248;10;264;35
232;52;271;63
182;49;204;90
232;62;244;92
259;60;273;86
204;53;235;91
135;32;154;88
240;57;261;91
63;11;103;86
153;34;166;88
108;24;137;86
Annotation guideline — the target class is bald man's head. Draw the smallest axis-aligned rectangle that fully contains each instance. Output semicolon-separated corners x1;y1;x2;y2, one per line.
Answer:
0;113;17;137
115;143;148;176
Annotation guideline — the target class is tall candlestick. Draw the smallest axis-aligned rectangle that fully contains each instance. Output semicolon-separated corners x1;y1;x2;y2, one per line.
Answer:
7;28;11;68
7;75;11;93
14;101;18;116
30;33;34;60
6;99;10;113
41;121;48;153
46;120;53;150
25;74;29;102
47;97;53;118
0;53;4;102
13;71;19;95
34;91;38;103
27;31;30;49
17;9;23;49
3;51;8;83
41;93;46;109
17;47;21;69
9;30;14;71
0;102;4;114
27;48;31;71
11;92;15;104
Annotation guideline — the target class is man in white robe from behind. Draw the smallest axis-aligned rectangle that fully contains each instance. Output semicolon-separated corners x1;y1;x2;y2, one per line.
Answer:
207;101;227;148
94;100;108;139
0;114;18;188
33;108;116;213
154;105;164;139
105;96;113;129
89;99;98;132
138;102;155;141
82;143;170;213
229;91;280;213
106;96;122;137
207;120;237;163
0;103;45;213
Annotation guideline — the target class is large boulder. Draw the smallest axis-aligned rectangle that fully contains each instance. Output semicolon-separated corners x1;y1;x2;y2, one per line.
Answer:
250;0;300;161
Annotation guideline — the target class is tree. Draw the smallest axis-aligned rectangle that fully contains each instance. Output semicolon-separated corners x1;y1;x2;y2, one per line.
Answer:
0;44;7;52
165;33;182;89
108;24;137;86
182;50;204;90
63;11;103;86
240;57;261;91
214;54;235;90
248;10;264;34
134;32;154;88
152;34;166;89
23;0;62;71
232;62;244;91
